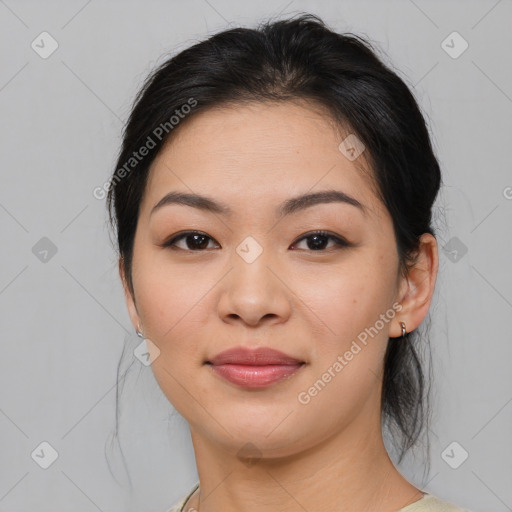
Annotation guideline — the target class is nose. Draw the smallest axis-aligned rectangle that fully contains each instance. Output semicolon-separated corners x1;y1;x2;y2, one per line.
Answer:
217;249;292;327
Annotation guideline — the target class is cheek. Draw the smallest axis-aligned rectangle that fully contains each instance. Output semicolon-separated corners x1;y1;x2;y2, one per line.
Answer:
135;247;200;319
294;259;397;415
293;269;393;427
133;259;211;361
133;264;213;417
296;261;394;349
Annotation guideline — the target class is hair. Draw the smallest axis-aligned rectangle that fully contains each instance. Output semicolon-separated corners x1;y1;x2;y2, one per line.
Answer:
105;12;442;486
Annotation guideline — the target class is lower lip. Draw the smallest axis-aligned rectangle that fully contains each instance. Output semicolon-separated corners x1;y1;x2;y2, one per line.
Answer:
207;363;304;388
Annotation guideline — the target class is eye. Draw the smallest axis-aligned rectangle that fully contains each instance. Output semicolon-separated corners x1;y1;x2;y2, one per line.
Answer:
162;231;219;251
291;230;350;251
162;230;350;252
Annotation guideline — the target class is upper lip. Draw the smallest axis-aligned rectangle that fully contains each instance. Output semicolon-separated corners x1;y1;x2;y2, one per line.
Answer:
207;346;304;366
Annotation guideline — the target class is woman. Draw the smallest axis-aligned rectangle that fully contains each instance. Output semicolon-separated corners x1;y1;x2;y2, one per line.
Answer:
106;13;471;512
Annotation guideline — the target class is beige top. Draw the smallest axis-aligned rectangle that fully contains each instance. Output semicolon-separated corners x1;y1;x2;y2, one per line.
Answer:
167;482;472;512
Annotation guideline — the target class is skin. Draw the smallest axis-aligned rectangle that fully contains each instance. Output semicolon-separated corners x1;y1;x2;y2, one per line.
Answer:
120;100;439;512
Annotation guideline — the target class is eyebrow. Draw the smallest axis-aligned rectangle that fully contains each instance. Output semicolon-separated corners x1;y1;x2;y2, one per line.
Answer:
150;189;366;218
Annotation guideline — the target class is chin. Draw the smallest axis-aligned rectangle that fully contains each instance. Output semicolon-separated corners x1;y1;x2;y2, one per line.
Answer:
222;419;306;452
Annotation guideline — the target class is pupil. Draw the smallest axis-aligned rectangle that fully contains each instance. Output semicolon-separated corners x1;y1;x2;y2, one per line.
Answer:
188;234;208;250
308;234;327;250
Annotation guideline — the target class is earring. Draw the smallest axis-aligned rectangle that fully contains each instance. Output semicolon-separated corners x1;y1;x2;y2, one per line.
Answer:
136;321;144;338
400;321;407;338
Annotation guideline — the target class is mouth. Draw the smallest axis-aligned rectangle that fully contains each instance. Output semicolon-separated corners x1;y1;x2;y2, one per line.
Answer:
205;346;306;389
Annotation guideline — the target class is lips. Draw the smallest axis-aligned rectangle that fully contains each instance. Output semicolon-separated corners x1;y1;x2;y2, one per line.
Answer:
206;346;305;389
207;346;304;366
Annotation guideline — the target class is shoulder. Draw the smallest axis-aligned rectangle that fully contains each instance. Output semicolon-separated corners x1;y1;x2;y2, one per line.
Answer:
400;492;474;512
165;486;473;512
165;481;200;512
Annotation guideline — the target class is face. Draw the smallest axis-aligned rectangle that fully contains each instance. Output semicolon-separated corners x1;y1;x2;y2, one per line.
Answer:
122;100;423;459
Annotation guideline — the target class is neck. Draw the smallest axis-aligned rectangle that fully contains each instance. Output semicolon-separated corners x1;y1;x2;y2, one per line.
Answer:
185;414;422;512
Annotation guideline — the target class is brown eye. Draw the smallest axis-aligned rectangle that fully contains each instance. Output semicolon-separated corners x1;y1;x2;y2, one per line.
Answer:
291;231;350;251
163;231;219;251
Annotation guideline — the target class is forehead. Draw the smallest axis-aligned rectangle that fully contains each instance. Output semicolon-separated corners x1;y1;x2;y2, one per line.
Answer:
142;100;383;221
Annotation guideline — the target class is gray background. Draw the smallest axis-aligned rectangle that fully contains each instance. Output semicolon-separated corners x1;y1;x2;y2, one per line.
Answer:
1;0;511;511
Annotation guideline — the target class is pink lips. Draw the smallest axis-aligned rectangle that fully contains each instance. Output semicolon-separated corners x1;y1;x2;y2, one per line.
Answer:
206;346;305;389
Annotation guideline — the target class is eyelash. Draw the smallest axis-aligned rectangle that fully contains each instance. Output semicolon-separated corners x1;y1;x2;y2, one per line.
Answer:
161;230;351;252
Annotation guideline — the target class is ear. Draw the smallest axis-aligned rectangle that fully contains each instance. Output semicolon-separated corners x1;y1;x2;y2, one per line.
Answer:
119;257;141;333
392;233;439;337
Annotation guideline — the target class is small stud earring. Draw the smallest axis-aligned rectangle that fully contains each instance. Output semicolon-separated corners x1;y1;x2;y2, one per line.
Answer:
400;321;407;338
